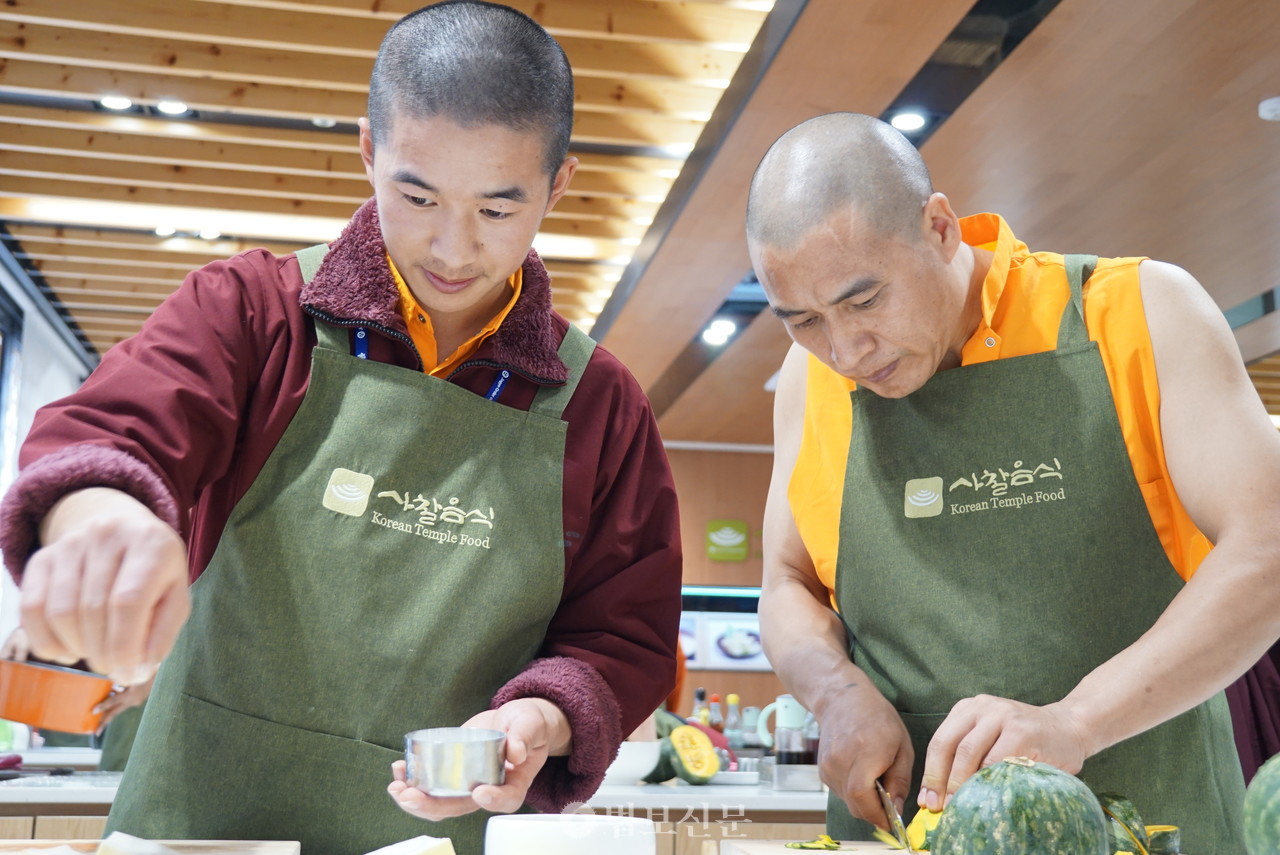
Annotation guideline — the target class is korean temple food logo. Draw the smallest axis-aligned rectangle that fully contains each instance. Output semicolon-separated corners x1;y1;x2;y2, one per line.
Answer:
323;468;375;516
907;458;1068;518
903;477;944;518
706;520;750;561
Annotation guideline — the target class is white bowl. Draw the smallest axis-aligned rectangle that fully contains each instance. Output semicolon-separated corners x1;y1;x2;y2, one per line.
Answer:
485;814;656;855
601;740;662;785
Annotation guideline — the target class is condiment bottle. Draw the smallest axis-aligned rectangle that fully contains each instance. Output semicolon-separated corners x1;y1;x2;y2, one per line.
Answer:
708;694;725;732
723;693;744;749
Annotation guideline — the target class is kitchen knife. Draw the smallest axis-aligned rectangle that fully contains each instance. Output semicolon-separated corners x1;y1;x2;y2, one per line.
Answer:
876;779;914;852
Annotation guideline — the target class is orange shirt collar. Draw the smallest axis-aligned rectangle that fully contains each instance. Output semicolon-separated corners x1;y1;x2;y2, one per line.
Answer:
958;213;1027;367
386;254;523;376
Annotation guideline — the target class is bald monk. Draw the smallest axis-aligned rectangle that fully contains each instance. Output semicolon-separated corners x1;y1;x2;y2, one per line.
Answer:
747;112;1280;853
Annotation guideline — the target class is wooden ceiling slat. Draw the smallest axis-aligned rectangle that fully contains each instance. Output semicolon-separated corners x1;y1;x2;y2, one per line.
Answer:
19;252;202;273
0;18;745;88
4;223;309;258
60;301;160;315
0;149;657;225
8;231;624;289
0;121;368;177
40;286;172;303
0;179;641;241
3;0;765;51
42;269;184;290
0;59;705;146
0;103;683;188
0;201;637;264
0;122;674;200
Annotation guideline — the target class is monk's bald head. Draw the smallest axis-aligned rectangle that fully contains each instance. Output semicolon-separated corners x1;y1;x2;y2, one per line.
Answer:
746;113;933;249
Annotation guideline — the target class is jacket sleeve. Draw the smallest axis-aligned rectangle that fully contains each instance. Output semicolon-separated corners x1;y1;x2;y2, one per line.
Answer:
0;250;296;581
493;346;683;810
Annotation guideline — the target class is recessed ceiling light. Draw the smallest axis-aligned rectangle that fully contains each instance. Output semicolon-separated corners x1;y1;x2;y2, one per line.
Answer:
198;227;222;240
154;224;176;237
890;111;927;132
311;117;338;128
701;317;737;346
99;95;133;111
156;99;190;116
1259;97;1280;122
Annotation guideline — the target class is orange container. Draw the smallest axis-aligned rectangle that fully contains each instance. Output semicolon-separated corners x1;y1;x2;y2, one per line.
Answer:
0;659;113;734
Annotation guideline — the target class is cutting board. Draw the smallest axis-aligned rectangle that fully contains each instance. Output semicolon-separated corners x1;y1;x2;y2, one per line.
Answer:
0;842;299;855
721;841;896;854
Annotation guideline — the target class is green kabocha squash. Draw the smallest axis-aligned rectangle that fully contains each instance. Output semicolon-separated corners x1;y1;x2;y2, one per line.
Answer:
640;737;677;784
1144;825;1180;855
1096;792;1150;855
1245;752;1280;855
667;724;720;784
931;757;1109;855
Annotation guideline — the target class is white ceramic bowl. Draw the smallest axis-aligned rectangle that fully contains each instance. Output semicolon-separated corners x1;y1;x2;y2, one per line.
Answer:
485;814;656;855
602;740;662;785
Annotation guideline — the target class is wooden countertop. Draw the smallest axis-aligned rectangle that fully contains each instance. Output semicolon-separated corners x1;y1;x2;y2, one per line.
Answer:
0;843;299;855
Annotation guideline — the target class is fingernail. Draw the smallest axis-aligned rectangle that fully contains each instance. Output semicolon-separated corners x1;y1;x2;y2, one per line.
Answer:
943;792;953;809
397;793;416;805
473;790;495;808
924;788;940;812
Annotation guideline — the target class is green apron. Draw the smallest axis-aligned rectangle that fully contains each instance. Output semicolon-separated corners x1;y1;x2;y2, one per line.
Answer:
108;246;596;855
827;256;1246;852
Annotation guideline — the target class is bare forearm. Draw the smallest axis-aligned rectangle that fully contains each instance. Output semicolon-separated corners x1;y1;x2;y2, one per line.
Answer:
1057;540;1280;756
759;575;875;720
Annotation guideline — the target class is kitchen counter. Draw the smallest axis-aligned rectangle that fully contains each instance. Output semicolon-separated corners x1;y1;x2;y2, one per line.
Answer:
18;750;103;772
0;777;830;853
589;782;826;814
0;841;299;855
721;842;894;854
0;776;824;817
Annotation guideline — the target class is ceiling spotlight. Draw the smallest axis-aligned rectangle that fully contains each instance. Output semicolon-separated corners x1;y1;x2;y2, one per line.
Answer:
890;111;928;132
311;117;338;128
99;95;133;111
198;227;222;240
701;317;737;347
154;224;176;237
156;99;190;116
588;303;604;314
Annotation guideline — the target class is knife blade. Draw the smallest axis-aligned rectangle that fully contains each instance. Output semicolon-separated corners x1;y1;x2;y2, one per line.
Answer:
876;780;913;852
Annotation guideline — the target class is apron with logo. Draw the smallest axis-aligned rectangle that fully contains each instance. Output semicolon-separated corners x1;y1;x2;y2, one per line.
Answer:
108;246;596;855
826;256;1246;852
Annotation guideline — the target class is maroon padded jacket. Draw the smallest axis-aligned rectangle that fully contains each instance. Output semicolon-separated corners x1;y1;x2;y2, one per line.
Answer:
1;199;682;809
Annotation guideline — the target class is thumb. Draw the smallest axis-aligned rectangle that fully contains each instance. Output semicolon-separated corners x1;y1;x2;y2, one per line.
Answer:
504;731;529;767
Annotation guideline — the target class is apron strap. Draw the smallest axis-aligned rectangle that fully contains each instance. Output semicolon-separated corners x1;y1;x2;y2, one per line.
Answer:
296;244;356;354
528;325;597;420
1057;254;1098;349
295;243;329;285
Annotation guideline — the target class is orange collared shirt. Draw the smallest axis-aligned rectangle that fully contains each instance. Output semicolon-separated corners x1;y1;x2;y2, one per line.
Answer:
788;213;1212;593
388;255;523;377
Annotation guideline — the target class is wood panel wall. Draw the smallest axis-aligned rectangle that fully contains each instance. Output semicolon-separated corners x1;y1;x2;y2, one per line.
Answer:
665;449;785;713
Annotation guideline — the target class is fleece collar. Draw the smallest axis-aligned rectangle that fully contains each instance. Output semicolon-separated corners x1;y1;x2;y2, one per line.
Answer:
300;197;568;384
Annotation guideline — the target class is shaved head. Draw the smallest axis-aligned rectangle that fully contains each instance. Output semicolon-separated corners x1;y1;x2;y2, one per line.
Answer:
746;112;933;248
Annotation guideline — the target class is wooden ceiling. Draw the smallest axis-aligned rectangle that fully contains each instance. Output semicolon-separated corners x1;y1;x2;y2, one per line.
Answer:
2;0;1279;441
0;0;771;350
